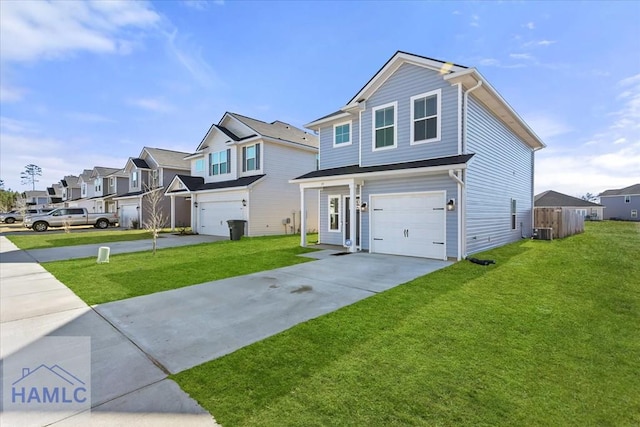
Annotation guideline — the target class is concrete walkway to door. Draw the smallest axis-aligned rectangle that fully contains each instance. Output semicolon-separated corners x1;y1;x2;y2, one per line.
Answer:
95;251;452;374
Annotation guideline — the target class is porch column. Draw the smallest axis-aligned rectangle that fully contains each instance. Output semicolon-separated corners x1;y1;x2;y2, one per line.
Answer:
300;187;307;248
170;195;176;231
349;182;356;253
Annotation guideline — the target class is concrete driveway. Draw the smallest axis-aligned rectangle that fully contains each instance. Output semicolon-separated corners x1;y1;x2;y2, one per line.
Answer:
95;251;451;374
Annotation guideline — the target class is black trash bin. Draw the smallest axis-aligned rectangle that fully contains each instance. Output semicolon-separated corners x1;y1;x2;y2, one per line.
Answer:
227;220;247;241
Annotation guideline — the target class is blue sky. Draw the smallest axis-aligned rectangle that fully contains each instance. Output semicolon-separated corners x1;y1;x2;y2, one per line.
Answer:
1;0;639;198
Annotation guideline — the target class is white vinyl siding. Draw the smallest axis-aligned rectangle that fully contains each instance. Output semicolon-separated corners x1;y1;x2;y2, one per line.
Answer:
372;102;397;151
411;89;441;144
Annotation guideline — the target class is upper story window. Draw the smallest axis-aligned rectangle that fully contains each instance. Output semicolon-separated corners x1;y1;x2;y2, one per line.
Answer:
81;183;87;197
411;89;441;144
195;159;205;173
243;143;261;172
131;171;138;188
109;177;115;187
333;121;351;146
210;149;231;176
150;169;159;187
625;195;631;203
372;102;397;150
94;178;101;192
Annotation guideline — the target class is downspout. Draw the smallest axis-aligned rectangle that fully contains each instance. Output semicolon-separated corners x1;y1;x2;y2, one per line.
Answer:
460;79;483;258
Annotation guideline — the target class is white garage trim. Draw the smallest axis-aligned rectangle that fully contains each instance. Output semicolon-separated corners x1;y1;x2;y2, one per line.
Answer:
369;191;447;260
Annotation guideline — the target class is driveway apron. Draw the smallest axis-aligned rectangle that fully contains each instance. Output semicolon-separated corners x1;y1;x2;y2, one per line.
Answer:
95;252;451;374
0;237;218;426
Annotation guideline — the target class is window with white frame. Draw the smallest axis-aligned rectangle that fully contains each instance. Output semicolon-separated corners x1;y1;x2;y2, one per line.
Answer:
333;121;351;146
411;89;441;144
81;182;87;197
373;102;397;150
150;169;159;187
210;149;231;176
625;195;631;203
328;195;340;232
94;178;101;192
632;209;638;218
511;198;517;230
131;171;138;188
195;159;205;173
243;144;261;172
109;177;115;187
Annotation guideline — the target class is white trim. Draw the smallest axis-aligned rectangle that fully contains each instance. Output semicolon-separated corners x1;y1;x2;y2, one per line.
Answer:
456;83;463;154
328;194;341;233
410;89;442;145
332;120;353;147
358;105;363;166
304;111;351;129
372;101;398;152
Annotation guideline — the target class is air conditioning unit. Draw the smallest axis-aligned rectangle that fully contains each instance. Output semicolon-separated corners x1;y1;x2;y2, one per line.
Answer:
533;227;553;240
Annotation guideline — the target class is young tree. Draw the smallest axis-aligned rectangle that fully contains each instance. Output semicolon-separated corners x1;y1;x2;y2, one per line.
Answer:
20;164;42;190
0;189;18;211
142;184;167;255
581;192;598;202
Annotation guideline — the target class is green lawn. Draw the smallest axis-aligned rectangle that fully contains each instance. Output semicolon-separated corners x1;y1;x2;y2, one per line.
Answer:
172;221;640;426
43;235;317;305
7;229;156;249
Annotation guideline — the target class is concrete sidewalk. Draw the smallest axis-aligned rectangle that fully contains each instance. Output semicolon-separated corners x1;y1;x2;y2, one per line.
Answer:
0;237;218;426
19;234;226;263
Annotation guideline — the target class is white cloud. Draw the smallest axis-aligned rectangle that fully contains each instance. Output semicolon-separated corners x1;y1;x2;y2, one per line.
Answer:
470;15;480;27
127;97;174;113
509;53;534;60
613;137;627;145
523;40;557;48
182;0;225;10
0;0;160;63
0;84;26;102
65;112;116;123
524;22;535;30
164;30;221;89
524;114;573;141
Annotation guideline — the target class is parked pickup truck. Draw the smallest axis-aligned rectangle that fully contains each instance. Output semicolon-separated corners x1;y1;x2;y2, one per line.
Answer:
24;208;119;232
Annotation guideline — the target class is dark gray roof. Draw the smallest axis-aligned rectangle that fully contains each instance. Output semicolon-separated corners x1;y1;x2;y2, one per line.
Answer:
47;187;56;195
114;190;145;198
215;125;243;141
61;175;79;187
92;167;121;177
599;183;640;197
308;110;348;124
534;190;602;207
293;154;474;180
168;175;265;193
227;113;318;149
144;147;191;169
132;158;150;169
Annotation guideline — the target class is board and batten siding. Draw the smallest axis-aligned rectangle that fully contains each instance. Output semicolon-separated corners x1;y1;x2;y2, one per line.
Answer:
361;174;459;258
319;186;350;246
360;63;460;167
318;115;360;170
248;142;318;236
465;96;534;254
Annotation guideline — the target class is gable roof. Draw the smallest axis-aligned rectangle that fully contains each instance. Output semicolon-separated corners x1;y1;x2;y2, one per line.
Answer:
78;169;93;183
306;50;544;151
534;190;603;208
167;174;265;193
61;175;79;188
92;167;121;177
599;183;640;197
142;147;191;169
226;113;318;149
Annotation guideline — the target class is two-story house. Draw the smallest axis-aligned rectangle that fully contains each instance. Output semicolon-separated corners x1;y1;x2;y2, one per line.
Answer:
599;183;640;221
76;169;97;211
46;183;63;206
88;167;126;213
292;51;545;260
60;175;81;206
165;112;318;236
114;147;191;229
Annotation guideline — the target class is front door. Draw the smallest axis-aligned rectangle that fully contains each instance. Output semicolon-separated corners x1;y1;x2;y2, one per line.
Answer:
344;196;360;248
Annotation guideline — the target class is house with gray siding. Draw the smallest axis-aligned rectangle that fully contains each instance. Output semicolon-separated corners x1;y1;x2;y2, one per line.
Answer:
165;112;319;236
599;184;640;221
292;51;545;260
534;190;604;220
114;147;191;229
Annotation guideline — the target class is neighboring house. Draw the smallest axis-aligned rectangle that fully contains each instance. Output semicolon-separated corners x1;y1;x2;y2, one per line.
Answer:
75;169;96;211
46;183;63;206
165;112;319;236
599;183;640;221
60;175;81;205
114;147;191;229
103;168;130;213
534;190;604;220
22;190;49;207
292;51;545;260
88;166;125;213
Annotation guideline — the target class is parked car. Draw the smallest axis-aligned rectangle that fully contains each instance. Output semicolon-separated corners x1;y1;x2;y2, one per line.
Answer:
23;208;119;232
0;208;53;224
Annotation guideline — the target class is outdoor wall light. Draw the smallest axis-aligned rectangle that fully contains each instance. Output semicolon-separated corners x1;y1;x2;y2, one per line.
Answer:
242;199;247;207
136;206;140;210
447;199;456;211
194;201;198;208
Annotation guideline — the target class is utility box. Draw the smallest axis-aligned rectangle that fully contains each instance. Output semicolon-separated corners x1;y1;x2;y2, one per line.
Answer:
227;220;247;241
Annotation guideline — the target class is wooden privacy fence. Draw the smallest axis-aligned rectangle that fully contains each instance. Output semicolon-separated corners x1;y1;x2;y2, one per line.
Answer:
534;207;585;239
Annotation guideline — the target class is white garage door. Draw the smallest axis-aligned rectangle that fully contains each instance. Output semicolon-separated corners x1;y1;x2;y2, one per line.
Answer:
199;201;245;236
120;205;138;229
370;192;446;260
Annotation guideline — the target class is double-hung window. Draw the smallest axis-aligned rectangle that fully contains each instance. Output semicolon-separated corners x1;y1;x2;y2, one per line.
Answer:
511;199;517;230
328;195;340;232
625;195;631;203
131;171;138;188
411;89;441;144
94;178;101;192
210;149;231;176
333;121;351;146
372;102;397;150
243;144;261;172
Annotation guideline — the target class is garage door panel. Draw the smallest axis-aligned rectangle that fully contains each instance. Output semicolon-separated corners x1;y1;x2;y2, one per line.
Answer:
371;192;446;260
200;201;244;236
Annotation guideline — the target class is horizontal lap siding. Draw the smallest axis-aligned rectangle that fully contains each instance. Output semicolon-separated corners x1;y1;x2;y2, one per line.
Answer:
318;117;360;169
361;63;459;167
361;175;458;258
465;96;534;254
319;186;349;245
